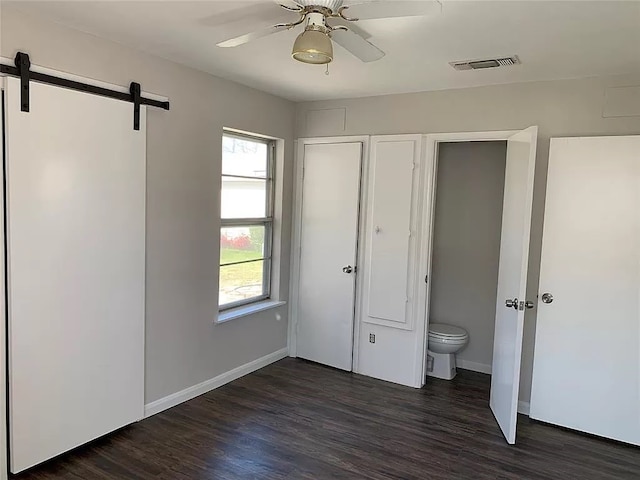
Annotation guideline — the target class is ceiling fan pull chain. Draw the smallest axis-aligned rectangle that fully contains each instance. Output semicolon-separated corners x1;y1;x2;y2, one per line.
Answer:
325;64;330;76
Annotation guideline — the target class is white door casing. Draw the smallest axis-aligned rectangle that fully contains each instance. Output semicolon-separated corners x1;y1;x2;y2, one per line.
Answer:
420;131;520;388
489;126;538;444
530;136;640;446
295;142;362;371
0;82;8;480
5;77;146;472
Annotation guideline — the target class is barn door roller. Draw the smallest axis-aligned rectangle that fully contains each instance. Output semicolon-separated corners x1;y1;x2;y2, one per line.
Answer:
0;51;169;130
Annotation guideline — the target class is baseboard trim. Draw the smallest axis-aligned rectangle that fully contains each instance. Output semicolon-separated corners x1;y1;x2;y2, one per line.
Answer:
144;347;289;418
518;401;530;416
457;359;492;375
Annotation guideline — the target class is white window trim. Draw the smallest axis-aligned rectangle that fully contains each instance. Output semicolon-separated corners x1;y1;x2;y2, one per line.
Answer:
219;132;274;311
216;130;285;323
216;299;286;324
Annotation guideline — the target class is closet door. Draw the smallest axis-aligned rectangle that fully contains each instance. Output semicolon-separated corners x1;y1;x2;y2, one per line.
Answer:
530;136;640;446
296;142;362;370
5;77;146;472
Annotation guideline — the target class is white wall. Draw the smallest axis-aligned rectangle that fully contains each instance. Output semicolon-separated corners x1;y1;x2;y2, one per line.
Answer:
1;7;296;405
297;74;640;403
430;141;506;371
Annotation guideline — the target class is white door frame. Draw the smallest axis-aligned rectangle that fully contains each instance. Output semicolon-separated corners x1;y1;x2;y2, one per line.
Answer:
288;136;370;371
0;78;8;480
415;130;519;387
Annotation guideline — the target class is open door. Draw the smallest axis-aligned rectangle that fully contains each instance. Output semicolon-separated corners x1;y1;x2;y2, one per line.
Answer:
489;126;537;444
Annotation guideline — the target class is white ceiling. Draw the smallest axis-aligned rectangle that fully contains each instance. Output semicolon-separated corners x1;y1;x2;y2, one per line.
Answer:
5;1;640;101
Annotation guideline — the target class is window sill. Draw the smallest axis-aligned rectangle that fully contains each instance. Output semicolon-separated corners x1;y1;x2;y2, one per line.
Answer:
216;300;286;324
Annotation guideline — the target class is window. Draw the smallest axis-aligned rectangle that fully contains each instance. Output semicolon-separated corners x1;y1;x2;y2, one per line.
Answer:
219;132;274;310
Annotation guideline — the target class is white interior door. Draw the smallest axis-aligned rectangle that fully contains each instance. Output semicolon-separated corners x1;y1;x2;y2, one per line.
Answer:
530;136;640;446
296;142;362;370
5;77;146;473
489;126;537;444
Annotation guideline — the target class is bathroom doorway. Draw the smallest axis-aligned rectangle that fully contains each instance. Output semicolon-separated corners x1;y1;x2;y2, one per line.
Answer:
427;140;507;377
418;128;538;444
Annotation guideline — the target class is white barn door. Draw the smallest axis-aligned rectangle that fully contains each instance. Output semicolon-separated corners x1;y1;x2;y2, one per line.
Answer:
489;126;537;444
4;77;146;473
530;136;640;446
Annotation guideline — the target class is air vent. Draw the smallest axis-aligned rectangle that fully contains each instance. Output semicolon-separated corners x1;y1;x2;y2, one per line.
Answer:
450;55;521;71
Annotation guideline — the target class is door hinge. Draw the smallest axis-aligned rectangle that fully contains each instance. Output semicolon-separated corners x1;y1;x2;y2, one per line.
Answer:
425;275;428;284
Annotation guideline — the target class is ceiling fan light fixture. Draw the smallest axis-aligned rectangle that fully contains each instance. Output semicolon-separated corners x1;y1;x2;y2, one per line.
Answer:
292;29;333;65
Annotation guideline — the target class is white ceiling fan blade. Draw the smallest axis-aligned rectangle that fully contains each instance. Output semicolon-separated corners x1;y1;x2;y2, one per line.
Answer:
275;0;304;10
328;16;373;40
217;24;290;48
342;0;442;20
331;29;385;62
202;2;288;27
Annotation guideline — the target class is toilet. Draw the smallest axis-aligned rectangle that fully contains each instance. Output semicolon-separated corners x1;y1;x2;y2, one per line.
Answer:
426;323;469;380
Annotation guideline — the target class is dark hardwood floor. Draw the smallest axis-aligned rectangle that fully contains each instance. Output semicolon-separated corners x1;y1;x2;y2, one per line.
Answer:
13;358;640;479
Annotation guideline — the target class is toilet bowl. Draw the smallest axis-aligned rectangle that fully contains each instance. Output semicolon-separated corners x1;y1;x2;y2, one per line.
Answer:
426;323;469;380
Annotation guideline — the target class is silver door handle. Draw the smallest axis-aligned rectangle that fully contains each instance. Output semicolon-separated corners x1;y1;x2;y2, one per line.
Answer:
505;298;518;309
342;265;353;274
541;293;553;304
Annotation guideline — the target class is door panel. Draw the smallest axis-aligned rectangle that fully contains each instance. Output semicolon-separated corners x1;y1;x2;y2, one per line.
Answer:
530;136;640;446
5;77;145;472
356;135;423;387
296;142;362;371
367;140;415;324
490;126;537;444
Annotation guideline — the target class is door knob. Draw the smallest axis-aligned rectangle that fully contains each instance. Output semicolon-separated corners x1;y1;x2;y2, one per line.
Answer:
342;265;353;274
541;293;553;304
505;298;518;309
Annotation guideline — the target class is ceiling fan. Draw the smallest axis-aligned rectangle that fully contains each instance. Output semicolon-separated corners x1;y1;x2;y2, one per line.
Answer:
216;0;442;65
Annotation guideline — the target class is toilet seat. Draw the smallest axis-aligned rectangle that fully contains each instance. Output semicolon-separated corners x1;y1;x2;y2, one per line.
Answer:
428;323;468;340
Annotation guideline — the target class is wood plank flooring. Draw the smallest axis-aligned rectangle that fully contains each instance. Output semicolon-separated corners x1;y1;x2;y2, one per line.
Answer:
13;358;640;479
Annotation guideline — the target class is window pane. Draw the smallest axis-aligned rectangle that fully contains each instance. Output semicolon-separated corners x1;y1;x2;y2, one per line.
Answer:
220;226;266;265
222;135;268;178
219;260;265;306
221;176;267;219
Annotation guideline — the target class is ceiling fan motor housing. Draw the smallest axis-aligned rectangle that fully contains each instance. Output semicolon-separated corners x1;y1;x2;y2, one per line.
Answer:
305;12;331;33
